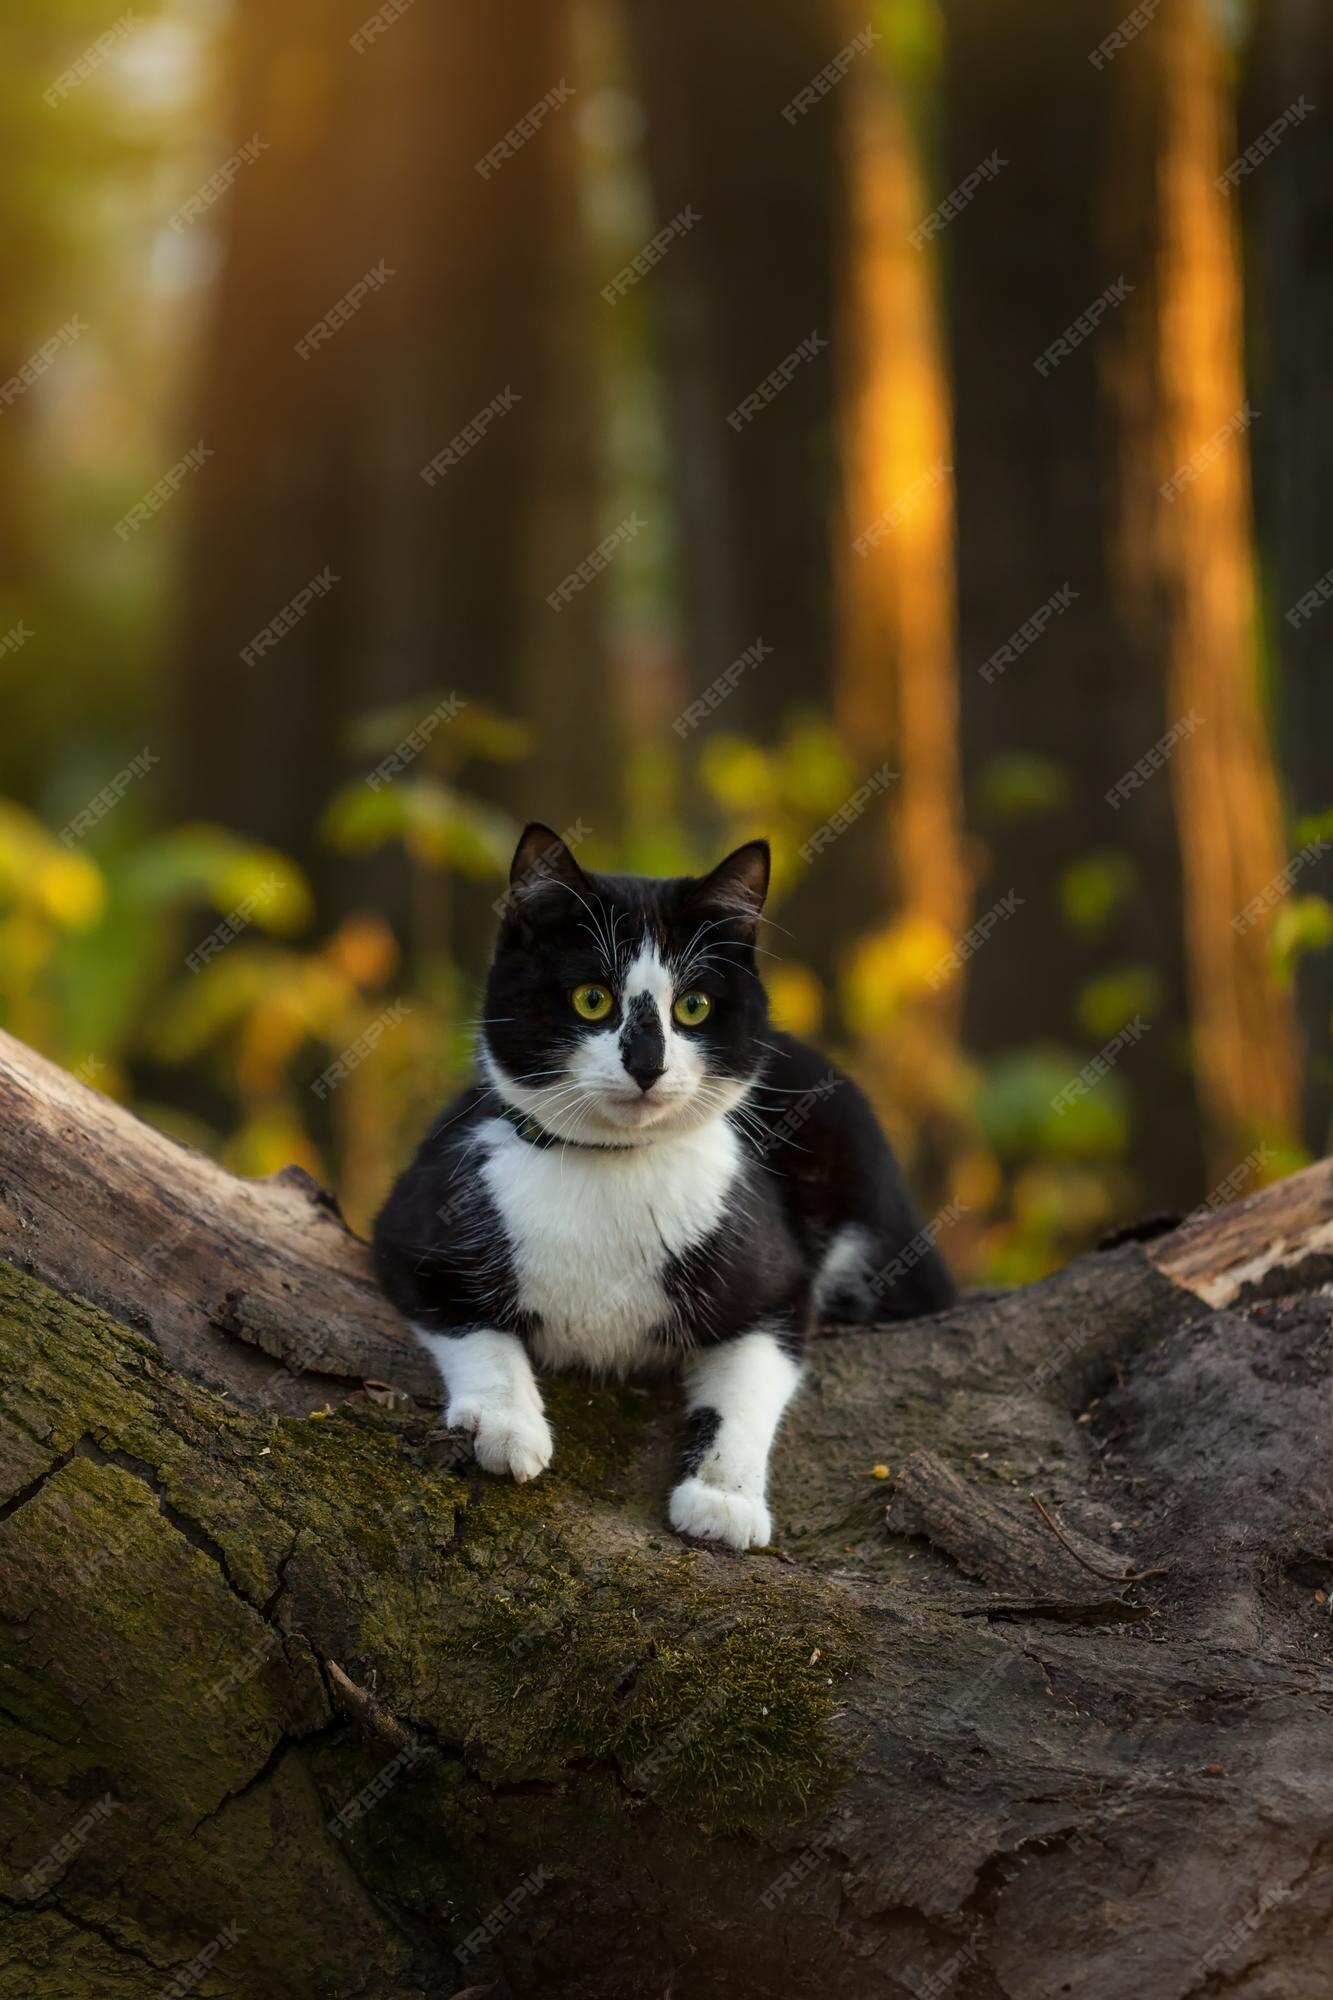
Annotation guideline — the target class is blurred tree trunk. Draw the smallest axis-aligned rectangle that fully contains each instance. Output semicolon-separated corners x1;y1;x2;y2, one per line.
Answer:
1251;0;1333;1153
0;52;45;701
0;8;127;804
1102;0;1301;1178
943;0;1205;1216
626;1;842;742
833;51;969;1203
173;0;613;933
625;0;847;977
0;288;43;801
510;56;621;853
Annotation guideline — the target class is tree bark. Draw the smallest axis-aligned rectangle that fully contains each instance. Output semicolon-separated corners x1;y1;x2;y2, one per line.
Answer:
626;0;844;744
624;0;853;980
832;53;970;1214
1250;0;1333;1155
1;1027;1331;1999
1101;0;1302;1177
171;0;606;932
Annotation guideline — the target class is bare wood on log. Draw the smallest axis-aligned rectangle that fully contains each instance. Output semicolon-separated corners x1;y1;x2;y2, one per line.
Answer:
1148;1154;1333;1304
0;1027;432;1410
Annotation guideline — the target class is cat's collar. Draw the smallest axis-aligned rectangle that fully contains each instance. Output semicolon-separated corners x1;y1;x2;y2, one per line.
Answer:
497;1102;634;1153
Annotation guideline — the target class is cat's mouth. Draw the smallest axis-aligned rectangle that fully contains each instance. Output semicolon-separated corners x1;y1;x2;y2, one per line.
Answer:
598;1087;688;1129
481;1047;709;1143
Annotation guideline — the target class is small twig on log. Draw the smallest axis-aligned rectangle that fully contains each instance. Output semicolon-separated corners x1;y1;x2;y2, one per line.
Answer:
1029;1494;1169;1584
326;1659;424;1751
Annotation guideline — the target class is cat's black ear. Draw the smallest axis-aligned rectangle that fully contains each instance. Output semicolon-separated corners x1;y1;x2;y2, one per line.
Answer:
692;839;770;920
507;822;588;902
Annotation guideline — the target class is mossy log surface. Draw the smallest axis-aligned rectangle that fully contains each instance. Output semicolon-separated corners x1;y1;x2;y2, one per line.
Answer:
0;1028;1331;1998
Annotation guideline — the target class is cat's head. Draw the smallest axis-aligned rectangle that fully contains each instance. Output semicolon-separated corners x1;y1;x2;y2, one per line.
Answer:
480;823;770;1147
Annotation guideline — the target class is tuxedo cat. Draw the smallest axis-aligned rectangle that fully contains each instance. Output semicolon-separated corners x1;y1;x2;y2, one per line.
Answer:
373;824;954;1550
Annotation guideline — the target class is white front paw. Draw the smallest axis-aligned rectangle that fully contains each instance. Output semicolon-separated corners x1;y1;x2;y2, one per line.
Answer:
448;1398;553;1483
669;1477;772;1551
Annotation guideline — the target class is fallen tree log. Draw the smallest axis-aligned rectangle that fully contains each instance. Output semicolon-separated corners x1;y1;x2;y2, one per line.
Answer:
0;1025;1330;1999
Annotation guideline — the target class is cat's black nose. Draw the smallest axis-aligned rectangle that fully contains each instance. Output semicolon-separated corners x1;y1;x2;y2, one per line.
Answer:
622;1029;666;1093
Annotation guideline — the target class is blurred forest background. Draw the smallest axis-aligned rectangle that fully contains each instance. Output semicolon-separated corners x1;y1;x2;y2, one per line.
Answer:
1;0;1329;1282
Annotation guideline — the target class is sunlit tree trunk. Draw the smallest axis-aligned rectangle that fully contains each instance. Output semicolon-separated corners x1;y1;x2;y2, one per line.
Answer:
1104;0;1300;1176
833;54;969;1199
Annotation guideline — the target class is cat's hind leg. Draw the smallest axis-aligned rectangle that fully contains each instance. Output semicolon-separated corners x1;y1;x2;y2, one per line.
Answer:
815;1212;956;1324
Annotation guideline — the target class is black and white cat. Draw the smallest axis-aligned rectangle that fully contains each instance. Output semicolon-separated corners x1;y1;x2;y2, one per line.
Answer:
373;824;954;1550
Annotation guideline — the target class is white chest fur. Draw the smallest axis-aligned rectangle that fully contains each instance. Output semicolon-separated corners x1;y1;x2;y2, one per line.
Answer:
479;1117;741;1374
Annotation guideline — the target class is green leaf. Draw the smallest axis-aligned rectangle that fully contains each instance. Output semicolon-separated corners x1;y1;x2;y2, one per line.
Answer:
977;754;1070;822
1060;851;1134;936
977;1048;1129;1162
1270;895;1333;983
323;777;516;876
1075;966;1161;1040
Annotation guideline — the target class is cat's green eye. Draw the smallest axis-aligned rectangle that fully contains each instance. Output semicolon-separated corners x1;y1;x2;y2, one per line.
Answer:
673;990;712;1027
571;982;614;1022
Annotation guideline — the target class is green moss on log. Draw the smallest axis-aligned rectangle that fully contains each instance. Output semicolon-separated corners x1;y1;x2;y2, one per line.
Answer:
0;1258;863;1992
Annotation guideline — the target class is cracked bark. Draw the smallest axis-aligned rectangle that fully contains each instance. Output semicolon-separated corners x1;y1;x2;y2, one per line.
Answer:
0;1027;1331;1999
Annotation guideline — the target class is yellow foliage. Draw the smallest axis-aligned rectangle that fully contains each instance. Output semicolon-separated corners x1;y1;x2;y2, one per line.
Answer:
699;735;778;816
0;912;49;986
766;962;824;1039
236;996;312;1096
325;913;398;991
843;915;954;1036
0;802;105;931
1011;1161;1121;1246
951;1146;1002;1214
36;850;105;930
214;853;312;936
223;1104;323;1182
